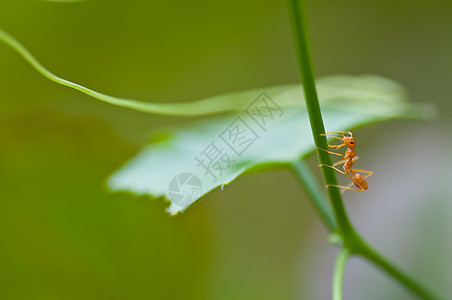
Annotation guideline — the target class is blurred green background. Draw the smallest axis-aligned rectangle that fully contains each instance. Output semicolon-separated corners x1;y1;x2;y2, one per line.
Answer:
0;0;451;299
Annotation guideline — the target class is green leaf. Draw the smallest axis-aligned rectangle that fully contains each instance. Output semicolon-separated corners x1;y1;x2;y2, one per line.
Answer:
107;75;434;214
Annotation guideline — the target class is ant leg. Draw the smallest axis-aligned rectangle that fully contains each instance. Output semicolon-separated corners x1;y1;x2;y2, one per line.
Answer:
333;160;346;167
352;169;372;174
324;131;352;136
318;164;347;175
317;147;345;158
333;156;359;167
320;134;348;148
328;143;347;149
326;172;365;193
320;134;345;147
352;169;373;179
332;180;360;194
332;171;367;194
320;133;343;140
327;184;365;192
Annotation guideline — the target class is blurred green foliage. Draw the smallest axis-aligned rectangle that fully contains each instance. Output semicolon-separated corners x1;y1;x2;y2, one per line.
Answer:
0;112;212;299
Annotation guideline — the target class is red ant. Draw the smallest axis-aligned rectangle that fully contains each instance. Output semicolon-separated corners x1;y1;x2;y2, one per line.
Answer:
317;131;373;192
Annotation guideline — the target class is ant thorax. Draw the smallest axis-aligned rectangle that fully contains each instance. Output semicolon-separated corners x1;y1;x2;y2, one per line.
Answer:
345;148;355;159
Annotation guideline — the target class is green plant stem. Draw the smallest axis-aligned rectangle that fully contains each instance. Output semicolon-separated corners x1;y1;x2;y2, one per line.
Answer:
333;248;349;300
292;160;336;232
0;28;254;117
291;160;443;300
357;242;442;300
287;0;442;299
287;0;352;238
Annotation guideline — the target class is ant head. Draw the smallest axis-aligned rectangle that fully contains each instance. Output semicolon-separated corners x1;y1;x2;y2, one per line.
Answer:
342;136;356;149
